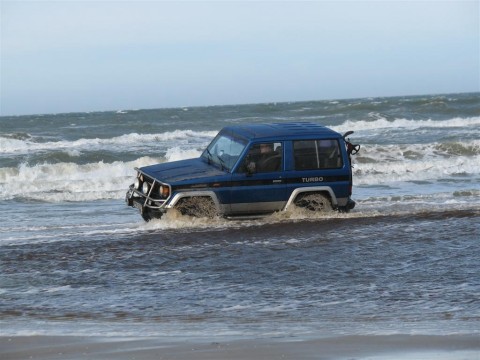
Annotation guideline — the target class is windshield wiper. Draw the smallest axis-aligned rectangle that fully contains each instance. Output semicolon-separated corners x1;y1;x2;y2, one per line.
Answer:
205;148;228;171
216;154;227;171
205;148;213;164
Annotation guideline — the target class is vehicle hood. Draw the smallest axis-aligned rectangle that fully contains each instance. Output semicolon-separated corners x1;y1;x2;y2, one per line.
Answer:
139;158;227;184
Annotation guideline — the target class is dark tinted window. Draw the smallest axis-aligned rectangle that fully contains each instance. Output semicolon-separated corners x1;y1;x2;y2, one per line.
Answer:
294;139;343;170
240;142;283;173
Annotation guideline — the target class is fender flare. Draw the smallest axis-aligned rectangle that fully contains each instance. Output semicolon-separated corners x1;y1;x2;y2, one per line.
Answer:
284;186;338;210
166;191;221;212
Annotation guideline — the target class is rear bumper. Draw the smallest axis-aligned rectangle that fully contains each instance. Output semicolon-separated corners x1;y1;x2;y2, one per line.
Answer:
347;199;355;210
338;198;355;212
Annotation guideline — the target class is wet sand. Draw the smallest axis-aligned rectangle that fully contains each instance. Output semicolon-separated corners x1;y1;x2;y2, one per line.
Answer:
1;334;479;360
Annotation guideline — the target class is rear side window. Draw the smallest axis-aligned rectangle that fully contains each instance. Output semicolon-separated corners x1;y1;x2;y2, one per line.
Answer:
294;139;343;170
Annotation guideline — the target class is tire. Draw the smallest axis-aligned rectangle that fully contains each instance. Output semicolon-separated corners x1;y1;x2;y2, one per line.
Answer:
294;193;332;212
175;197;217;218
141;211;152;222
141;209;163;222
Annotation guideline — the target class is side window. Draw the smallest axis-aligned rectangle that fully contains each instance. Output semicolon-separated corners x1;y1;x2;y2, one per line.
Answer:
294;139;343;170
240;142;283;173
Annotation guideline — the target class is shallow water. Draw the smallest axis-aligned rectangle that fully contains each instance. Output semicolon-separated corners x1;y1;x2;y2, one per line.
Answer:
1;207;478;338
1;93;479;338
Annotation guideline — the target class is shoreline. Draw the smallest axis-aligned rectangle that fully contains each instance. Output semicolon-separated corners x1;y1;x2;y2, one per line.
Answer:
1;334;479;360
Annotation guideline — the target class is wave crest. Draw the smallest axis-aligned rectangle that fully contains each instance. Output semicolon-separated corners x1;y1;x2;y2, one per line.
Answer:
331;116;480;133
0;157;160;202
1;140;478;203
0;130;217;155
351;140;480;184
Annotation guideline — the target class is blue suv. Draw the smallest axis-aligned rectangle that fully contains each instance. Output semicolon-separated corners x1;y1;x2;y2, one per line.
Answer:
126;122;360;221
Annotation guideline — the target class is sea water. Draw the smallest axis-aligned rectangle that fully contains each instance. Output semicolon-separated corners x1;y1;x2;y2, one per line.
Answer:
0;93;479;338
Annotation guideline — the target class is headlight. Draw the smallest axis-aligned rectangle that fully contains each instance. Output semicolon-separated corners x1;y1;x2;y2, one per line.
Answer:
159;185;170;198
134;178;141;190
142;182;150;194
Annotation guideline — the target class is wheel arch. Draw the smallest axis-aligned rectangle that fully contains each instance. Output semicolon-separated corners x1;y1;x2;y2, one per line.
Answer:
284;186;338;211
166;191;221;211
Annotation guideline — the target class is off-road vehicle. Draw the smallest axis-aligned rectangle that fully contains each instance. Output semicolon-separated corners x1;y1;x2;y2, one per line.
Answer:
126;122;360;221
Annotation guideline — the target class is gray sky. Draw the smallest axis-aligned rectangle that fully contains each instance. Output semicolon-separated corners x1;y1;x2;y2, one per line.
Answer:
1;0;479;116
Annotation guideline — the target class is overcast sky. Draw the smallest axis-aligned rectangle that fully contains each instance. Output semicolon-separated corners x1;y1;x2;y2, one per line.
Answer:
1;0;479;116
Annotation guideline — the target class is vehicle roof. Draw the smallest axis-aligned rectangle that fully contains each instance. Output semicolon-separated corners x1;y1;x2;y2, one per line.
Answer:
223;122;342;141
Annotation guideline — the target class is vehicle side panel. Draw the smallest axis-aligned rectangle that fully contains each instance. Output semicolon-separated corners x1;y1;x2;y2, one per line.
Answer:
229;172;286;214
283;139;352;206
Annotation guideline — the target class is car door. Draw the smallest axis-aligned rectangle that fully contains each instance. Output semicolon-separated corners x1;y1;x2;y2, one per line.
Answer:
229;142;286;215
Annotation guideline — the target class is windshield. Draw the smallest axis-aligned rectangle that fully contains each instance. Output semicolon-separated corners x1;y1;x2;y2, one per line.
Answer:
202;133;247;172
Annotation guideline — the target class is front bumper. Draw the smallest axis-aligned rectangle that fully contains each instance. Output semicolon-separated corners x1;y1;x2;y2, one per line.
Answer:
125;186;167;219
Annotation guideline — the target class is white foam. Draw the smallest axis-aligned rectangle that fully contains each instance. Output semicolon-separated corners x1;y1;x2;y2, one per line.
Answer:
0;130;217;155
165;146;203;161
352;140;480;185
331;116;480;134
0;141;209;202
0;156;160;202
1;139;479;202
2;117;478;156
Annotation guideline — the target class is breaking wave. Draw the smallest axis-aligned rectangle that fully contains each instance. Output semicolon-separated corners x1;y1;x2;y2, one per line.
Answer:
0;157;159;202
0;140;478;202
331;116;480;134
0;129;217;155
352;140;480;185
2;117;479;157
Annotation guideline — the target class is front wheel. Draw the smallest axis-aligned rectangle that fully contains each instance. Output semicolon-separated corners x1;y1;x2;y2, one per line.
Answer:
141;209;164;222
175;197;217;218
141;210;152;222
294;193;332;212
